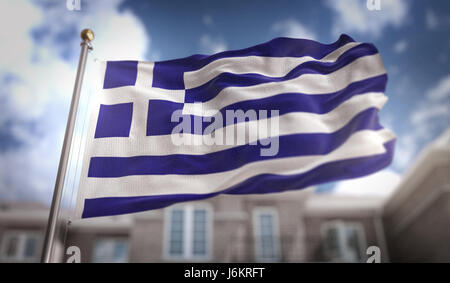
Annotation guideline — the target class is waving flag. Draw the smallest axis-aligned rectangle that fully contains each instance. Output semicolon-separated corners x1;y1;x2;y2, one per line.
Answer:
75;34;395;218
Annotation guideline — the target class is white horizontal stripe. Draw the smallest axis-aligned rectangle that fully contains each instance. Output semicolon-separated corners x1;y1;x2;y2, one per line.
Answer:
182;53;386;116
87;92;387;157
78;128;395;204
184;42;361;89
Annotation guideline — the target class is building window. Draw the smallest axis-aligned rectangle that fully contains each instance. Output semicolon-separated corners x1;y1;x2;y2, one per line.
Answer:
321;221;366;262
0;231;40;262
253;208;280;262
168;208;184;256
92;238;129;263
165;204;211;260
192;209;207;256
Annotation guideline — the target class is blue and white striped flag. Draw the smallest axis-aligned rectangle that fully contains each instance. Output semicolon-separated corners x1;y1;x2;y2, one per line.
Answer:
76;34;396;218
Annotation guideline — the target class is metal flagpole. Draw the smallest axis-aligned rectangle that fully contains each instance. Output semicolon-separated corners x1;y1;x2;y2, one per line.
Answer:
41;29;94;263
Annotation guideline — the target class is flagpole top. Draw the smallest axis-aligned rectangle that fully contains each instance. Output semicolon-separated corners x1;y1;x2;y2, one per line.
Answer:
81;29;94;42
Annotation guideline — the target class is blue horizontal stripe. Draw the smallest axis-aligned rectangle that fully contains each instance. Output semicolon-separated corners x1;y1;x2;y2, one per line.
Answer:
152;34;355;90
82;139;395;218
147;75;388;136
185;43;378;103
89;108;382;178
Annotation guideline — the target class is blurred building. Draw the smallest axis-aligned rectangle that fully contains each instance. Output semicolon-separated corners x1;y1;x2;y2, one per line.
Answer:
383;128;450;262
0;128;448;263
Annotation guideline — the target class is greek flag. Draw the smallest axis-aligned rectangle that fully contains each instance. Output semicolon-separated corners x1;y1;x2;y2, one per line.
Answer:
76;34;396;218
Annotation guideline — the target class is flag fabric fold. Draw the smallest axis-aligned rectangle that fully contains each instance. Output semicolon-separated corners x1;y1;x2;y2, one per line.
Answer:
76;34;395;218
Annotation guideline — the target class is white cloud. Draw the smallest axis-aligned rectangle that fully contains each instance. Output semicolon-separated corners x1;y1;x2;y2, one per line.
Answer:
411;104;449;125
426;9;439;30
30;0;149;61
411;75;450;128
393;134;418;170
271;19;316;40
334;170;401;198
0;0;150;203
326;0;409;37
0;1;42;74
199;15;227;54
426;74;450;101
393;39;407;54
202;14;214;28
394;74;450;170
200;34;228;54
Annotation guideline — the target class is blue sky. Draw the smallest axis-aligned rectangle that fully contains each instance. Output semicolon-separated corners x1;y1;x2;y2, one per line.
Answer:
0;0;449;203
